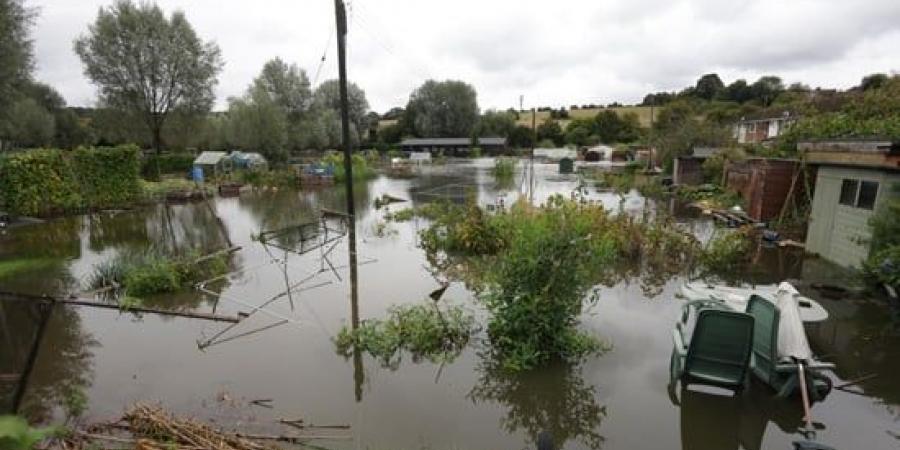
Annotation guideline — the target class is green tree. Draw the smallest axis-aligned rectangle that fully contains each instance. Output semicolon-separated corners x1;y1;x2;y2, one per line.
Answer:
860;73;889;91
505;125;531;149
477;109;516;137
405;80;479;137
594;110;640;144
750;75;784;106
226;85;289;162
5;98;55;147
0;0;34;110
721;79;754;103
312;79;369;144
536;120;564;147
564;118;596;147
73;0;223;161
694;73;724;100
253;58;312;119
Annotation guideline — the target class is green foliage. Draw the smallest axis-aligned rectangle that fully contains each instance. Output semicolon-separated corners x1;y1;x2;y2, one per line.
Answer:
675;184;744;209
141;153;195;178
4;97;55;148
72;145;142;208
238;168;297;187
313;79;370;144
0;145;142;216
700;147;746;184
492;157;517;179
0;416;59;450
863;185;900;288
536;120;564;147
0;258;59;280
405;79;479;137
699;229;753;274
477;109;517;137
0;149;83;216
227;85;289;163
321;152;375;182
140;178;213;201
0;0;35;132
334;303;476;368
73;0;223;153
89;247;228;298
420;201;505;257
384;207;416;222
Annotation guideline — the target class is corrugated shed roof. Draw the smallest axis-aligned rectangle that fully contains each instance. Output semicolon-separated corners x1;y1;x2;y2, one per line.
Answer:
194;151;228;165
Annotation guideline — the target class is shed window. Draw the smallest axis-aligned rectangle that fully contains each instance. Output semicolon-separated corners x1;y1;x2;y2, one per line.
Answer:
839;179;858;206
857;181;879;210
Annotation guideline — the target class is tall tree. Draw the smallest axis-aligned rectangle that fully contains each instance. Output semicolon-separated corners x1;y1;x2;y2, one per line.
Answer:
477;109;516;137
253;58;312;119
226;85;289;162
859;73;889;91
750;75;784;106
74;0;223;160
0;0;36;148
313;79;368;144
694;73;724;100
405;80;479;137
721;79;754;103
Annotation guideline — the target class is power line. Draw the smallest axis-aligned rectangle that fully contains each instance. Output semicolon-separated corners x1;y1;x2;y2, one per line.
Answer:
312;25;335;87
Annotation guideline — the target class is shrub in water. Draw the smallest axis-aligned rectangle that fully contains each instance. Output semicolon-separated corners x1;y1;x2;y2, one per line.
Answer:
335;303;476;368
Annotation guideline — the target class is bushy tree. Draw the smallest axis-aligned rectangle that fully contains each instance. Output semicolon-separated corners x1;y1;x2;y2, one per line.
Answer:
74;0;223;159
508;125;534;149
405;80;479;137
313;79;369;144
253;58;312;119
860;73;889;91
694;73;724;100
5;97;55;147
477;109;516;137
536;120;564;147
564;118;596;147
226;86;289;162
594;110;640;144
750;76;785;106
0;0;34;109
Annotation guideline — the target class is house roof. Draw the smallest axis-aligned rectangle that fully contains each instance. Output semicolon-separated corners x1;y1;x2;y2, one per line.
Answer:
799;139;900;170
400;137;507;146
194;151;228;165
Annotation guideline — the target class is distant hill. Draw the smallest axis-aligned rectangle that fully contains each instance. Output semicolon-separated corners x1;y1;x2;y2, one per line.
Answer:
376;105;660;131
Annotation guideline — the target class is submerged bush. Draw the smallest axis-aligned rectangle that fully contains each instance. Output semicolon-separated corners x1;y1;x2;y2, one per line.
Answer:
491;158;517;179
418;195;745;371
0;416;60;450
699;229;753;274
335;303;476;368
89;247;228;298
322;152;376;182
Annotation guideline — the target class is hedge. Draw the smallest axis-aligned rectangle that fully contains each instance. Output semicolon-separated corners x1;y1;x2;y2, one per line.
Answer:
141;153;196;179
0;145;142;217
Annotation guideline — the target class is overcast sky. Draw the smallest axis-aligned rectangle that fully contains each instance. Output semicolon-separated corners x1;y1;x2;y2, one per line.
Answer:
30;0;900;113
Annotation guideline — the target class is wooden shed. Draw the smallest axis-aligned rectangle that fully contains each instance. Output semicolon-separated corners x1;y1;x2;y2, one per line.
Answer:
673;157;705;186
724;158;801;221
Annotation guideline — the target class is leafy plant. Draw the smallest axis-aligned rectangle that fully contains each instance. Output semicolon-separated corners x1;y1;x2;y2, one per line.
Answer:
88;247;229;299
334;303;476;368
491;157;517;179
0;416;60;450
699;229;753;274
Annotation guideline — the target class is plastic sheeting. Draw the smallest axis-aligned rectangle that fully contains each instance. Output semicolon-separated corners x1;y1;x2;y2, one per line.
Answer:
772;282;813;362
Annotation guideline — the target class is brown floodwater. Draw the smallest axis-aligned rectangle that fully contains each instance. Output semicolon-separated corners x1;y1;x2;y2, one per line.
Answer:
1;159;899;450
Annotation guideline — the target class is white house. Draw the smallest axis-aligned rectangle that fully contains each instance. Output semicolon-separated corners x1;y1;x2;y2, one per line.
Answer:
733;112;797;144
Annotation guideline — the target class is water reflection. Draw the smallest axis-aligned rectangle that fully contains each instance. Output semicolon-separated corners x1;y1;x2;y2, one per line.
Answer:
673;385;805;450
0;300;97;422
468;358;607;449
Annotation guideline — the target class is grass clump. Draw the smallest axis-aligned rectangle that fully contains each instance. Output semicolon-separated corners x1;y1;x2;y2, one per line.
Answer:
89;247;229;299
335;303;476;368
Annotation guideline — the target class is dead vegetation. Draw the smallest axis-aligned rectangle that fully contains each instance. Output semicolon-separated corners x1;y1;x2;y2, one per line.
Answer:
49;403;348;450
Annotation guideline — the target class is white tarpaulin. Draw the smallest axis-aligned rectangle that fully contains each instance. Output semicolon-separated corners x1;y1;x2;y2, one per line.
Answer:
772;282;813;362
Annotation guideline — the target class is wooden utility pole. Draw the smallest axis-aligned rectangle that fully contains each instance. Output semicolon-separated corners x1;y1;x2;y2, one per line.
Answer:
334;0;355;222
334;0;363;402
530;107;536;203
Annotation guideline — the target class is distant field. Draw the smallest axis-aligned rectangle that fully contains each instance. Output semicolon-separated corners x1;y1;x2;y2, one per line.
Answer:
376;106;659;131
515;106;659;129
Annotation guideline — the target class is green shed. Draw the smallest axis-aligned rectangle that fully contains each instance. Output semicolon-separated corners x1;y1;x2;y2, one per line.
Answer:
559;157;574;174
801;140;900;268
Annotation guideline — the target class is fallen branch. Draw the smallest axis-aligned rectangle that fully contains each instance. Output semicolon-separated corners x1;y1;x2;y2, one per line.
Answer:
192;246;242;265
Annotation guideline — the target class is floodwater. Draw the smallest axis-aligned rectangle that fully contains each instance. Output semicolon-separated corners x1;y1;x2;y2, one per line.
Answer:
1;159;899;450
